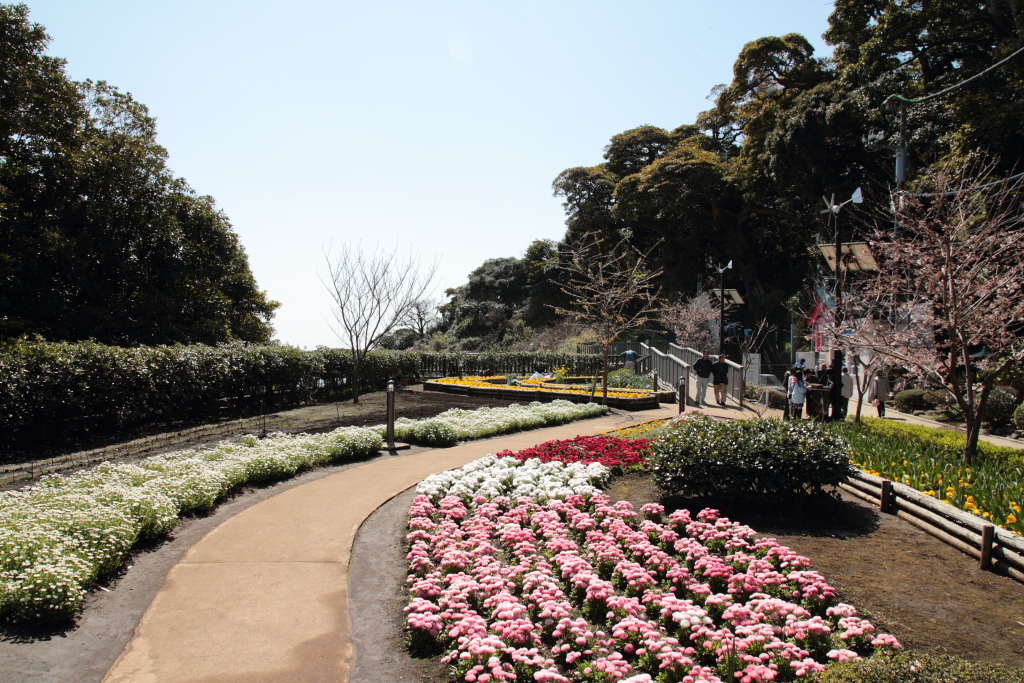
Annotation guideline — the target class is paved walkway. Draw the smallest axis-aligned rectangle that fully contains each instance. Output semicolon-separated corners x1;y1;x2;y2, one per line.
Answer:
102;406;676;683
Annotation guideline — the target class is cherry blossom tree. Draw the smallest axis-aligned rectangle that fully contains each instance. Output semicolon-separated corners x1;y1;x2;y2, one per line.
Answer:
841;162;1024;462
661;291;715;352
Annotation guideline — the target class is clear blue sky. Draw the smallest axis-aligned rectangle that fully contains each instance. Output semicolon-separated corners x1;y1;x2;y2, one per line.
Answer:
24;0;836;349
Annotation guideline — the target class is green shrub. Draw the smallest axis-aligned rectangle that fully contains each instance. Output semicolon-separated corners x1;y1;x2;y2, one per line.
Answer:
893;389;929;413
0;340;606;447
817;651;1024;683
648;416;853;499
1015;402;1024;431
606;369;654;390
921;389;948;407
982;386;1018;426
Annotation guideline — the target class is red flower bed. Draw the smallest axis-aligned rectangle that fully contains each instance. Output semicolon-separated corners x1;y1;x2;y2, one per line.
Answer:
496;435;649;472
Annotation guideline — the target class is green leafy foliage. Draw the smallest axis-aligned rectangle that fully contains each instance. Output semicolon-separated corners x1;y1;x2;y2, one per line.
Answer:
648;416;853;499
817;651;1024;683
982;387;1018;426
0;339;606;446
1015;402;1024;431
0;6;277;345
892;389;930;413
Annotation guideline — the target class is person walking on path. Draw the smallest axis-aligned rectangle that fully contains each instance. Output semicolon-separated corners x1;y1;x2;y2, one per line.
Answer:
693;351;713;405
865;370;890;417
788;369;807;419
839;366;853;419
781;365;797;420
711;354;730;406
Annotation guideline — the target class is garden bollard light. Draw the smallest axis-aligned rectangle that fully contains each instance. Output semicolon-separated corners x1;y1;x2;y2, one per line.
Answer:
678;376;686;414
386;379;396;449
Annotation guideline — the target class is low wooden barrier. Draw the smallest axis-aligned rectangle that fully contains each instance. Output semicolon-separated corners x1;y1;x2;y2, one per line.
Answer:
840;470;1024;584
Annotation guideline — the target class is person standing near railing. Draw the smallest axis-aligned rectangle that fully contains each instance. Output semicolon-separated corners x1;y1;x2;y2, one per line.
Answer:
711;354;730;406
621;348;639;372
693;351;713;405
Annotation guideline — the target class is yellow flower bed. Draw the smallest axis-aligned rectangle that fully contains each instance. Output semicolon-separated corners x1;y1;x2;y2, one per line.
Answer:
433;376;651;399
601;418;672;440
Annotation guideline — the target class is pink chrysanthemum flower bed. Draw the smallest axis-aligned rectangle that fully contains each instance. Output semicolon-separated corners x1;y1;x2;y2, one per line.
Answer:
404;488;900;683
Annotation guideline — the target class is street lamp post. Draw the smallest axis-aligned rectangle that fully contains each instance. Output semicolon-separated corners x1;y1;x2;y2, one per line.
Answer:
820;188;863;420
715;260;732;356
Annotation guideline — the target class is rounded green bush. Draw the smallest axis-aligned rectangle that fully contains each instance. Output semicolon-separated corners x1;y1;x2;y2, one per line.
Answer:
648;415;853;499
893;389;929;413
1013;402;1024;431
982;386;1018;426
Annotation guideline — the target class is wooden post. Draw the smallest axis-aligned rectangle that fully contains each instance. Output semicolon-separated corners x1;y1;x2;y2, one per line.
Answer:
678;375;686;414
652;371;658;394
981;524;995;570
879;479;893;513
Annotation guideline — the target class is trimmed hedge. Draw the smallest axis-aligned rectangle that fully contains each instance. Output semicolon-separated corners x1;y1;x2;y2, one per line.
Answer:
0;340;604;447
648;415;853;499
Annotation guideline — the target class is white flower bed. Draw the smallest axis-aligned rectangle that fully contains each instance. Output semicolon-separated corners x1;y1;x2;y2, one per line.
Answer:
416;455;610;504
0;426;382;624
386;401;609;447
0;400;608;627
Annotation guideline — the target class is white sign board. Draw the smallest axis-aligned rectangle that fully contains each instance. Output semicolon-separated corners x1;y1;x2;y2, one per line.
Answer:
743;353;761;385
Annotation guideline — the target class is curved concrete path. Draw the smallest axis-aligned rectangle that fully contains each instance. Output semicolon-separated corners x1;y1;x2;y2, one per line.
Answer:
103;406;675;683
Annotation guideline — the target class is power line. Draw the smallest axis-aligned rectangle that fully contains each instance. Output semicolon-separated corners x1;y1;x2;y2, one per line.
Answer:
907;170;1024;197
883;43;1024;112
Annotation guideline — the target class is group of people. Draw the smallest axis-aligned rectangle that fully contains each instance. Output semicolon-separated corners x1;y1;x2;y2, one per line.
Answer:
692;351;732;406
783;359;891;420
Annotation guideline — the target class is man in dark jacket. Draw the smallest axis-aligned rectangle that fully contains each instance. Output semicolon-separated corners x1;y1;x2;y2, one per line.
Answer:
711;354;730;406
693;351;713;405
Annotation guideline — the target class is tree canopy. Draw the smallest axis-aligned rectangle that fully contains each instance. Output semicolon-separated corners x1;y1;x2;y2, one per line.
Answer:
550;0;1023;338
0;4;278;345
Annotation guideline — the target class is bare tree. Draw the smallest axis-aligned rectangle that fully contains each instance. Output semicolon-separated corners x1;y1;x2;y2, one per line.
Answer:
551;232;662;403
842;161;1024;461
662;291;715;352
322;243;440;403
400;296;440;340
848;348;881;422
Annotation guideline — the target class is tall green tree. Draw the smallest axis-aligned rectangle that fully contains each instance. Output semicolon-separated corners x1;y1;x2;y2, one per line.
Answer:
0;4;278;345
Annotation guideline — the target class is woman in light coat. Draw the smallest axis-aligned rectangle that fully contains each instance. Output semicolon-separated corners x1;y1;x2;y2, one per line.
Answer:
865;370;890;417
788;369;807;419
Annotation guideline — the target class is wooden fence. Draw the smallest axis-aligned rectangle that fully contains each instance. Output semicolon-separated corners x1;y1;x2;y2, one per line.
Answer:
841;470;1024;583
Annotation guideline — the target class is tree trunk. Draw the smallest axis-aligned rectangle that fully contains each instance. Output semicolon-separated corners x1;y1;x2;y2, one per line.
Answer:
351;352;362;404
602;342;609;405
963;384;993;465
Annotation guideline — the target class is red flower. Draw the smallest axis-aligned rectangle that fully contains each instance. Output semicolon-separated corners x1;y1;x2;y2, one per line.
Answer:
497;435;650;472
